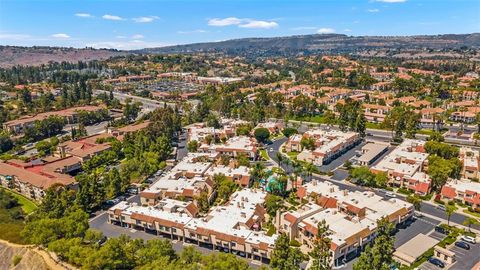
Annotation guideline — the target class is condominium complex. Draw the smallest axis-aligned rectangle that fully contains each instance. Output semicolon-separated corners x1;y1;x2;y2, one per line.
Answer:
109;188;277;262
371;139;431;195
459;147;480;180
295;129;360;166
140;152;252;206
277;180;413;267
0;158;76;201
441;179;480;209
3;105;104;134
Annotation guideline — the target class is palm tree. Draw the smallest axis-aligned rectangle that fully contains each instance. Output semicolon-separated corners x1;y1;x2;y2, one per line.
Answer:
276;152;284;168
463;217;479;232
445;205;456;226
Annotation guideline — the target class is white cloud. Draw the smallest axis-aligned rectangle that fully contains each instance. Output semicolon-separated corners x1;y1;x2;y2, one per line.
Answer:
132;16;159;23
86;40;169;50
208;17;243;26
51;33;70;39
102;14;124;21
116;35;127;39
131;34;144;39
368;8;380;12
239;20;278;29
344;28;352;32
208;17;278;29
317;28;335;34
375;0;406;2
177;29;208;34
75;13;93;18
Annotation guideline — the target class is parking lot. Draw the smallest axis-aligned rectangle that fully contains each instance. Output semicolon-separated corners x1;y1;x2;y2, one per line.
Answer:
416;231;480;270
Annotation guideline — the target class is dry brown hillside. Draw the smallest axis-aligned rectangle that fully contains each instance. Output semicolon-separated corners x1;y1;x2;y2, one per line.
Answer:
0;46;127;68
0;240;70;270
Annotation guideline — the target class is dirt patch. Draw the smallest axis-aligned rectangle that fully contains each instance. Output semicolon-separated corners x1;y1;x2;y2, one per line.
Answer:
0;240;72;270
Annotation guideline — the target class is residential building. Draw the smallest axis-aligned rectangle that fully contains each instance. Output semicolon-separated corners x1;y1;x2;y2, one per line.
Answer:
441;179;480;209
278;180;413;267
3;105;104;134
0;158;76;201
285;134;303;152
371;139;431;193
109;189;277;263
296;129;360;166
140;153;217;206
459;147;480;180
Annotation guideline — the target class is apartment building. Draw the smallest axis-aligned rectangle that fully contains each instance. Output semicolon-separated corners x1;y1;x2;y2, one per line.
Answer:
140;153;217;206
460;147;480;180
3;105;104;134
109;189;277;263
418;107;445;128
205;165;251;187
200;136;258;160
56;133;112;162
362;103;390;123
285;134;303;152
255;121;284;135
371;139;431;194
296;129;360;166
441;179;480;209
0;158;76;201
278;180;413;267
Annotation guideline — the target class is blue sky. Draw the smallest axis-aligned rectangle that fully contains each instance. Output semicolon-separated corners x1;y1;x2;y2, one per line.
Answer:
0;0;478;50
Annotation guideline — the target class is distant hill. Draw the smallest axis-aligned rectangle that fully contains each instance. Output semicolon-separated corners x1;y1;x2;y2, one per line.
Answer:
0;46;127;68
138;33;480;56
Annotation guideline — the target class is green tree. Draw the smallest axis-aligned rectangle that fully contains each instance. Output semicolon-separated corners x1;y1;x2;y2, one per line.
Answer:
463;217;479;232
353;217;395;270
300;137;316;151
406;194;422;211
270;233;304;270
282;127;298;138
350;166;376;187
374;172;389;188
309;220;332;270
254;128;270;144
187;140;199;152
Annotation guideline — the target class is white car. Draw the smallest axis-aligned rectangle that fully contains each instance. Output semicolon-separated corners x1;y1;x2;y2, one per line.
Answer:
461;235;476;244
385;192;396;198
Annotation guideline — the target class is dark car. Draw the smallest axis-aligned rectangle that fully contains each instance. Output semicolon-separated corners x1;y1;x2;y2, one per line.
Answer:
428;258;445;268
435;226;448;235
454;241;471;250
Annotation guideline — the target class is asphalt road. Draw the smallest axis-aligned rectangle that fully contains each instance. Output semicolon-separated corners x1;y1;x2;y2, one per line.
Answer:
94;90;175;111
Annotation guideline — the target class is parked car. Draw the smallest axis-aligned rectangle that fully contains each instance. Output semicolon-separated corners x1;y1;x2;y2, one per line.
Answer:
127;188;138;195
461;235;476;244
435;226;448;235
454;241;471;250
436;204;446;210
385;192;396;198
428;258;445;268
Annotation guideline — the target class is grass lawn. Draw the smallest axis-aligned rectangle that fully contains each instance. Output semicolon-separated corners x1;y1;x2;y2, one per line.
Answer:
417;129;436;136
286;151;299;160
365;122;385;130
463;209;480;218
260;149;270;161
1;188;37;214
0;207;25;244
